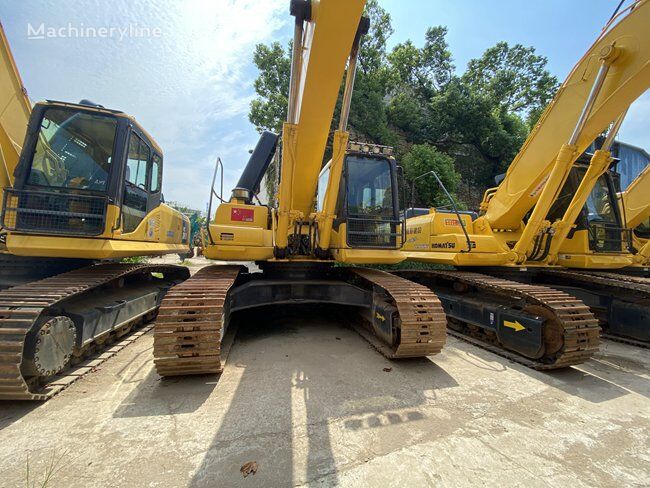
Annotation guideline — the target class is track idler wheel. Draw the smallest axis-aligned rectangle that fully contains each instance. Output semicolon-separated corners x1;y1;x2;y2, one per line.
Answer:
23;316;77;378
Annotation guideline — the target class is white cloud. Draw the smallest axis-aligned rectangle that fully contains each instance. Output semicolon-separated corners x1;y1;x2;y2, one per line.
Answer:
3;0;289;209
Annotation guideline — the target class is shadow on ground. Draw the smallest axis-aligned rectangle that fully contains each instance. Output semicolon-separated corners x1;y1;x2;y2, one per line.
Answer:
112;369;219;418
188;305;458;487
445;331;639;404
0;402;40;431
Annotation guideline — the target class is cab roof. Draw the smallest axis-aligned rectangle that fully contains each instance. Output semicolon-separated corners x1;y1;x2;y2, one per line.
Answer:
37;100;163;155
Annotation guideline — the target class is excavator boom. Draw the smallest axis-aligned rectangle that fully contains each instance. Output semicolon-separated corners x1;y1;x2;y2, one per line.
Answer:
0;22;31;209
280;0;365;217
484;0;650;230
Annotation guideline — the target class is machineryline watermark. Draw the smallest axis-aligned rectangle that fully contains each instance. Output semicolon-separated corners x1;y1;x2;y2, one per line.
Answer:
27;22;163;41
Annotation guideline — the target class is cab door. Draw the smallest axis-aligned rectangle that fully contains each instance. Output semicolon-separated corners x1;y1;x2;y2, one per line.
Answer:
122;131;150;235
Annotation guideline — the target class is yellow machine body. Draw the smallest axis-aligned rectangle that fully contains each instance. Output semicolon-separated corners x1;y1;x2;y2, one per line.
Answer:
620;165;650;265
5;202;188;259
204;202;273;261
2;101;189;259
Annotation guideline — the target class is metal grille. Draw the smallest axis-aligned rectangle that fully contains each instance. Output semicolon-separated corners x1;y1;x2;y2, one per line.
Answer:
2;188;107;236
346;216;402;249
588;221;633;253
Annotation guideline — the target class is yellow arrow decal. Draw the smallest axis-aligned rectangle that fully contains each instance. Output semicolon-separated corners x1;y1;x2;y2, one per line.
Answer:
503;320;525;332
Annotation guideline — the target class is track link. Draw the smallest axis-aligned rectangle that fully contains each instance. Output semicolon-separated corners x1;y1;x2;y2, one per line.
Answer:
0;263;188;400
348;268;447;358
542;269;650;294
394;270;600;369
601;334;649;349
153;265;242;377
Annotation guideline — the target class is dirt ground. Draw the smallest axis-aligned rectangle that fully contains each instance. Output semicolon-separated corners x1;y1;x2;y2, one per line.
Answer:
0;260;648;487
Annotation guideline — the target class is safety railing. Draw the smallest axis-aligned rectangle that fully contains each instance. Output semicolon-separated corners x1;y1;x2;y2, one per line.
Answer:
206;157;225;245
1;188;107;236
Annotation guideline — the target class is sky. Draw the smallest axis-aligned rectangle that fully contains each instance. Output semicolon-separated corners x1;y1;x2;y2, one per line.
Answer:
1;0;647;210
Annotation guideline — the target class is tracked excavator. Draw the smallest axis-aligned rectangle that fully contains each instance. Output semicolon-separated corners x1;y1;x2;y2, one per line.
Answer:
524;147;650;346
152;0;447;377
0;27;191;399
546;160;650;345
398;0;650;364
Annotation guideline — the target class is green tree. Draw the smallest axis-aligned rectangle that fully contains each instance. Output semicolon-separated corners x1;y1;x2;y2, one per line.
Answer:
462;42;558;120
358;0;393;75
246;4;559;211
402;144;460;208
248;41;290;133
387;26;454;98
425;78;528;202
348;0;396;145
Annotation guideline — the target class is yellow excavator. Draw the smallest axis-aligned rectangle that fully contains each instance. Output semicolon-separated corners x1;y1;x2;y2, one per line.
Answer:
152;0;448;377
0;25;190;399
516;148;649;346
398;0;649;361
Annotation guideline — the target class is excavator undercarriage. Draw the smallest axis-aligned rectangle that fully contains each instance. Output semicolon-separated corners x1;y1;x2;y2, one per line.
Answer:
0;263;189;399
153;263;446;376
498;268;649;347
393;270;600;369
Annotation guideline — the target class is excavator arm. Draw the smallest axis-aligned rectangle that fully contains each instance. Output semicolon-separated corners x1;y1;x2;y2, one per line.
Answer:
277;0;365;221
621;163;650;229
207;0;404;264
621;164;650;264
0;22;31;211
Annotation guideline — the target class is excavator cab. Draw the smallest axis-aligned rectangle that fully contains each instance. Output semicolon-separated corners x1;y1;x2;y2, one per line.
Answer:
1;100;190;259
317;142;402;250
546;155;632;257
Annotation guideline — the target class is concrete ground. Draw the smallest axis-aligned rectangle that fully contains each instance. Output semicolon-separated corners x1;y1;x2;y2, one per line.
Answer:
0;258;648;487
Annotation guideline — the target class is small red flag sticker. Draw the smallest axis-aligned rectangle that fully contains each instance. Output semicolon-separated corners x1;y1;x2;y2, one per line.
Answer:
231;208;255;222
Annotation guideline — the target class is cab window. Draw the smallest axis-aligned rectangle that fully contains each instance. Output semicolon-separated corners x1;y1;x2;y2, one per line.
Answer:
126;134;150;188
151;154;162;193
26;108;117;191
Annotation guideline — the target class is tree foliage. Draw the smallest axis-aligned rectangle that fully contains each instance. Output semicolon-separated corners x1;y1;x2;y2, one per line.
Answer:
247;2;558;209
402;144;459;207
388;26;454;98
463;42;559;120
249;42;290;133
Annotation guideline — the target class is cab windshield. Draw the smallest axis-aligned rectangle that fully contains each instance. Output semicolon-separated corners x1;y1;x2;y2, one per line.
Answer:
26;108;117;192
346;156;395;218
344;154;399;249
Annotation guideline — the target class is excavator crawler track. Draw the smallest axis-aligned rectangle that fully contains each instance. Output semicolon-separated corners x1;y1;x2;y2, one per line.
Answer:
543;269;650;292
535;269;649;346
394;270;600;369
0;263;189;400
153;265;242;377
347;268;447;358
